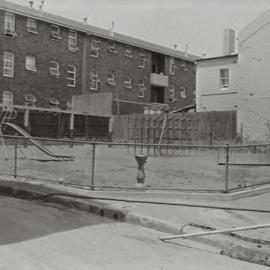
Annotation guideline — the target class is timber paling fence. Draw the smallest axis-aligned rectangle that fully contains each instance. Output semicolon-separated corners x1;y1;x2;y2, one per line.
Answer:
0;134;270;192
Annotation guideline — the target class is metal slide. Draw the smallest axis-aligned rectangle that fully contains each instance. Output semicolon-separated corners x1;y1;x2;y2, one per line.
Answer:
3;122;74;161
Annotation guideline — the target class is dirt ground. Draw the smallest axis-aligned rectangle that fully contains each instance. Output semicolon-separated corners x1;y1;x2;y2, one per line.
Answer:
0;141;269;191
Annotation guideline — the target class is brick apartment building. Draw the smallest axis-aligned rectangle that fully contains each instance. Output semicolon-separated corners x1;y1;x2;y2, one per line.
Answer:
0;0;199;116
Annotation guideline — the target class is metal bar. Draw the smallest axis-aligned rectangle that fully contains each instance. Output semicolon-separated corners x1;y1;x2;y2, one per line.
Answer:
225;144;229;192
160;223;270;241
219;163;270;166
14;137;18;178
91;143;96;190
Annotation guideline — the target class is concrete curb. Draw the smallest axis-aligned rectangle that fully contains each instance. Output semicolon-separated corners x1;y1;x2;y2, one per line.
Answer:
0;179;269;267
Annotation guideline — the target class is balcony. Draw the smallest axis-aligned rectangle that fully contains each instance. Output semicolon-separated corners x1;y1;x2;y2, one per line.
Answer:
150;73;169;87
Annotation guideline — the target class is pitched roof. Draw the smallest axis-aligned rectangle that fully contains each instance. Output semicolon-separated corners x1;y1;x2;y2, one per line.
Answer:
0;0;200;62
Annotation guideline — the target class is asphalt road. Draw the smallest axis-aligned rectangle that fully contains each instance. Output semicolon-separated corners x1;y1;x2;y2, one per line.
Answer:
0;195;267;270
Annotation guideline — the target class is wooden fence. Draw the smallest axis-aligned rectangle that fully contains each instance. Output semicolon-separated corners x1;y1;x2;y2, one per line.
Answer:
112;111;237;144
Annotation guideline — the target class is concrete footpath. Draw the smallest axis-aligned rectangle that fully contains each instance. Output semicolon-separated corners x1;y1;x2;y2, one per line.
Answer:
0;176;270;267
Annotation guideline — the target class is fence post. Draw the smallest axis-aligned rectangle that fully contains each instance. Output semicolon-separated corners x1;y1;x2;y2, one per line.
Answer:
14;137;18;178
225;144;230;192
91;142;96;190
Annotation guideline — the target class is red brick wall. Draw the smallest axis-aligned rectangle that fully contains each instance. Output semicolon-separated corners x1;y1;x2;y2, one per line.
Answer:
0;10;83;109
0;9;196;115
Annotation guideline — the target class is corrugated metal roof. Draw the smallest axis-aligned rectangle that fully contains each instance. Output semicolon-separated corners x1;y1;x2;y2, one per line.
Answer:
0;0;199;62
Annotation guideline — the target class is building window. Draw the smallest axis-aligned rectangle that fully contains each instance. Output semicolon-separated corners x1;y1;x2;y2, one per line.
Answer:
138;80;146;98
67;65;76;87
50;25;62;40
107;71;116;85
2;91;13;107
25;56;37;72
3;52;14;77
220;68;229;89
49;98;60;109
181;63;188;71
180;86;187;99
124;46;133;58
24;94;36;106
169;57;176;75
4;12;16;37
27;18;38;33
90;70;100;91
49;61;60;76
138;50;146;68
169;85;176;102
68;30;78;52
90;40;101;57
107;41;117;54
123;75;132;89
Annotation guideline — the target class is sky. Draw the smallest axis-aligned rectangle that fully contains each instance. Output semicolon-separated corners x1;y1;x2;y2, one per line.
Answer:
9;0;270;57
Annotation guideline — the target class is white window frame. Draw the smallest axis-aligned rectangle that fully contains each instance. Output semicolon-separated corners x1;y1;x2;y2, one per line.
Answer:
25;55;37;72
124;47;133;58
51;25;62;40
3;52;14;77
107;71;116;85
123;75;132;89
4;12;16;36
27;18;38;33
90;40;101;57
180;86;187;99
2;91;13;107
220;68;229;90
169;84;176;102
67;65;76;87
90;70;100;91
169;57;176;75
138;80;146;98
138;51;146;68
107;41;118;54
68;30;78;52
49;60;60;76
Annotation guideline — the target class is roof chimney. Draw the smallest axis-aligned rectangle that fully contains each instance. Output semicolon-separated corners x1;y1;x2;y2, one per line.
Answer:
109;22;114;37
184;43;189;57
223;28;235;55
39;0;44;13
83;18;88;24
29;1;34;8
173;44;178;50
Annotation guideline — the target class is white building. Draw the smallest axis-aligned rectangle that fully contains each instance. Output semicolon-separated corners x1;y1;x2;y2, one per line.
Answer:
196;9;270;142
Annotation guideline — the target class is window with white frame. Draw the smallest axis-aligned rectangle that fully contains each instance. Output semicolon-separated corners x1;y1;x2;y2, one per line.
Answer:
179;86;187;99
25;55;37;72
67;65;76;87
169;57;176;75
138;80;146;98
220;68;229;89
3;52;14;77
138;50;146;68
27;18;38;33
51;25;62;40
90;40;101;57
107;71;116;85
4;12;16;36
68;30;78;51
90;69;100;91
2;91;13;107
169;84;176;102
107;41;117;54
49;60;60;76
124;46;133;58
123;75;132;89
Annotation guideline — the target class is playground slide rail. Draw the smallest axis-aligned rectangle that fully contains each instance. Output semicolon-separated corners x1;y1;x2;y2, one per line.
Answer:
3;122;74;161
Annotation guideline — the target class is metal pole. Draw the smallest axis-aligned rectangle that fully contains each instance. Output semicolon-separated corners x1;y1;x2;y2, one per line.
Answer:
160;223;270;241
225;144;230;192
14;137;18;178
91;142;96;190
